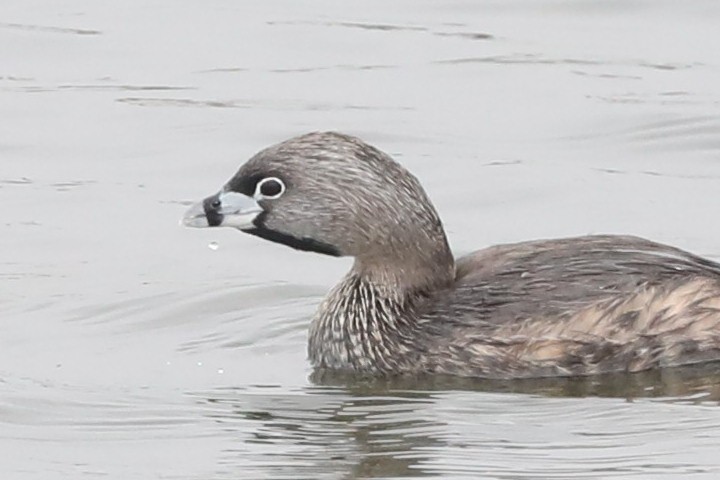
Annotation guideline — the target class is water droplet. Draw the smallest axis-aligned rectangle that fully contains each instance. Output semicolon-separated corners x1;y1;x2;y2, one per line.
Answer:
217;369;224;374
208;242;219;251
197;361;203;367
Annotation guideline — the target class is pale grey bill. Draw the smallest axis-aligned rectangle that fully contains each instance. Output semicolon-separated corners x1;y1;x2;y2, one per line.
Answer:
182;191;263;229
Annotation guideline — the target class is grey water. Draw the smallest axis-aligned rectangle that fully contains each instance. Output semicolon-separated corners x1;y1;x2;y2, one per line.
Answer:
2;0;720;478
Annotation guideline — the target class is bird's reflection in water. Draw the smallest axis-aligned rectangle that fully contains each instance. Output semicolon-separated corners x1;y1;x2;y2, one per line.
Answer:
197;384;441;478
313;361;720;402
197;362;720;479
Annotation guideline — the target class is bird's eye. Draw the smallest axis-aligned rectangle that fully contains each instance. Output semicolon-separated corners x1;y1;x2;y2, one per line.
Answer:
255;177;285;199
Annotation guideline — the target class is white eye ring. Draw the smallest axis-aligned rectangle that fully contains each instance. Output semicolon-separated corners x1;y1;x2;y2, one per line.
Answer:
254;177;285;200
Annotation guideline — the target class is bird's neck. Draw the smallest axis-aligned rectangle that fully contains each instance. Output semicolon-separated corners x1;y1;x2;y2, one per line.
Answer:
308;249;454;373
353;224;456;294
308;273;416;372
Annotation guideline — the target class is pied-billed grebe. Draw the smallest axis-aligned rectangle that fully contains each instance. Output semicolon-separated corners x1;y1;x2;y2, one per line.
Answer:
183;132;720;379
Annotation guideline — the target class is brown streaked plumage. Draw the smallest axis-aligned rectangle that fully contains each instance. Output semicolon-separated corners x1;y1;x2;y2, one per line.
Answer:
183;132;720;379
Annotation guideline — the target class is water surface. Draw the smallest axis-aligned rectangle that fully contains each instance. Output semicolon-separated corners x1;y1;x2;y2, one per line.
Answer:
2;0;720;478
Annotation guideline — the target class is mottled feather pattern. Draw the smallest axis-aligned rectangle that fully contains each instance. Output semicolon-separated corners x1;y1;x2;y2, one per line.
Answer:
418;236;720;378
309;273;426;373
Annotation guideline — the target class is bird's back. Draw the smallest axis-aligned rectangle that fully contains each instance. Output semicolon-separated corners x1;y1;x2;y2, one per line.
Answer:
419;235;720;378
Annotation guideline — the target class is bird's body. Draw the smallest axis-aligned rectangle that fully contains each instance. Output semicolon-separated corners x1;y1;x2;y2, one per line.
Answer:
184;132;720;379
311;235;720;378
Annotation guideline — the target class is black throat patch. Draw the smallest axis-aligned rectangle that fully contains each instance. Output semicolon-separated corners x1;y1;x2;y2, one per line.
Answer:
246;214;341;257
